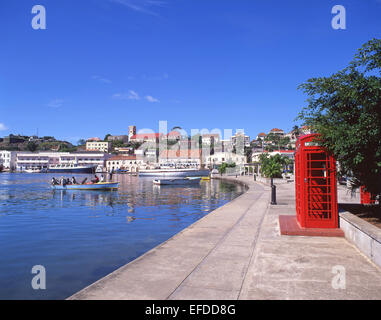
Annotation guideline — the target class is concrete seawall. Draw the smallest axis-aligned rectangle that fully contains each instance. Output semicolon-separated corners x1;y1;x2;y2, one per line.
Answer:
69;177;381;300
69;177;267;299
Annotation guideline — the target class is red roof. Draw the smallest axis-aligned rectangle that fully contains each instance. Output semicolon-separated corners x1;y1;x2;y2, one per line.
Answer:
166;131;181;137
130;133;162;140
257;132;266;136
270;128;284;132
87;137;101;141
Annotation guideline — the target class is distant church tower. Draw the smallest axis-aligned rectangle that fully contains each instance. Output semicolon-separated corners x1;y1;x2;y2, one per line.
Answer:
129;125;136;139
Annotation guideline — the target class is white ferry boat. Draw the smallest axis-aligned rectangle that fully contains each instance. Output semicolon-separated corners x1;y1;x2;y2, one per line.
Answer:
139;168;210;177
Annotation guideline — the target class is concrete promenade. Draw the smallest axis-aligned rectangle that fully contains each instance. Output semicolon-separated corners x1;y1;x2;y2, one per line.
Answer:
69;177;381;300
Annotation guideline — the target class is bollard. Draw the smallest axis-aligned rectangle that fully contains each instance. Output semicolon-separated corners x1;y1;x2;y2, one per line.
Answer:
254;174;256;181
271;185;277;205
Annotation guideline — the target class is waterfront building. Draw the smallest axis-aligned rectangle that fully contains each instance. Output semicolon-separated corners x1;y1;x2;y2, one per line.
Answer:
86;141;111;153
220;139;233;152
0;150;18;170
206;152;246;168
16;151;111;171
231;131;250;148
106;155;145;172
201;133;220;146
159;149;202;169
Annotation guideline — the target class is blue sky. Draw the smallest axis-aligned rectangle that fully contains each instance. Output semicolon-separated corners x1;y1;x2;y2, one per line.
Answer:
1;0;380;144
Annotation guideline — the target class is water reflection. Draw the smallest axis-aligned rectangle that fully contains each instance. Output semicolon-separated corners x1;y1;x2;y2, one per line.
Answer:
0;173;245;299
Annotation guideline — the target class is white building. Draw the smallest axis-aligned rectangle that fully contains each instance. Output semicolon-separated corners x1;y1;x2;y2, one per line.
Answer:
252;150;295;163
16;151;111;171
206;152;246;168
201;133;220;146
232;132;250;148
86;141;111;153
106;155;145;172
159;149;202;169
0;151;18;170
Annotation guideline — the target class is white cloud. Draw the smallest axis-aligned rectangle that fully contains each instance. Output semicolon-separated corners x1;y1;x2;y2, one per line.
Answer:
47;99;64;108
92;75;111;84
109;0;166;16
128;90;140;100
145;95;159;103
112;90;140;100
0;123;8;131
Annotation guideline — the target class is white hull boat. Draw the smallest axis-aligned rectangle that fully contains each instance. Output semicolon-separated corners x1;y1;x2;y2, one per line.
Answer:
153;177;202;185
51;182;119;190
140;169;209;177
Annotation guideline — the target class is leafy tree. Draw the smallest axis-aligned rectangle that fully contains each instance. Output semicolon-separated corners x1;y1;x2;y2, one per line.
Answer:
244;146;252;163
260;154;290;185
298;38;381;195
104;133;111;141
219;162;236;174
26;141;38;152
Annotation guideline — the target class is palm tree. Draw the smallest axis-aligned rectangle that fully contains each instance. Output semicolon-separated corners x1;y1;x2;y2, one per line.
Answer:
292;125;301;139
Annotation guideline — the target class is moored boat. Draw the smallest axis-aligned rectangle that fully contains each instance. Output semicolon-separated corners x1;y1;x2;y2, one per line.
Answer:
153;177;202;185
140;168;209;177
51;182;119;190
48;163;96;173
25;167;45;173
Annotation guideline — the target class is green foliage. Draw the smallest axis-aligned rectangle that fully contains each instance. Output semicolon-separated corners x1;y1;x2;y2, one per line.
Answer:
218;162;236;174
260;154;289;179
104;133;111;141
244;146;252;163
26;141;38;152
298;38;381;195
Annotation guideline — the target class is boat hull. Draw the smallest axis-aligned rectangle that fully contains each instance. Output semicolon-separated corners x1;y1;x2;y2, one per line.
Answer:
153;177;202;185
48;166;96;173
51;182;119;190
140;169;209;177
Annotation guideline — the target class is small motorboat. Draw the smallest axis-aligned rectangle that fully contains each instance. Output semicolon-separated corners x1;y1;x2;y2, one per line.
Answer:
25;167;45;173
153;177;202;186
51;182;119;190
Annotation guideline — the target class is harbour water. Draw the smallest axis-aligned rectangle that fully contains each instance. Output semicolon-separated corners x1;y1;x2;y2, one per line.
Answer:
0;173;245;299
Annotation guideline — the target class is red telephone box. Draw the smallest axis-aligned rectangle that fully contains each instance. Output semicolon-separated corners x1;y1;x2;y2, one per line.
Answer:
295;134;338;228
360;186;376;204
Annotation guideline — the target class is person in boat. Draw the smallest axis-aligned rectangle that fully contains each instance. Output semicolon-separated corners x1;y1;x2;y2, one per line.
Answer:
71;176;78;185
99;174;105;182
91;175;99;184
51;177;58;185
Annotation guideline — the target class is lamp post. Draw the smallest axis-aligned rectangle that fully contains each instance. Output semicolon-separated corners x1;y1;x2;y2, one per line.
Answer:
271;177;277;205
